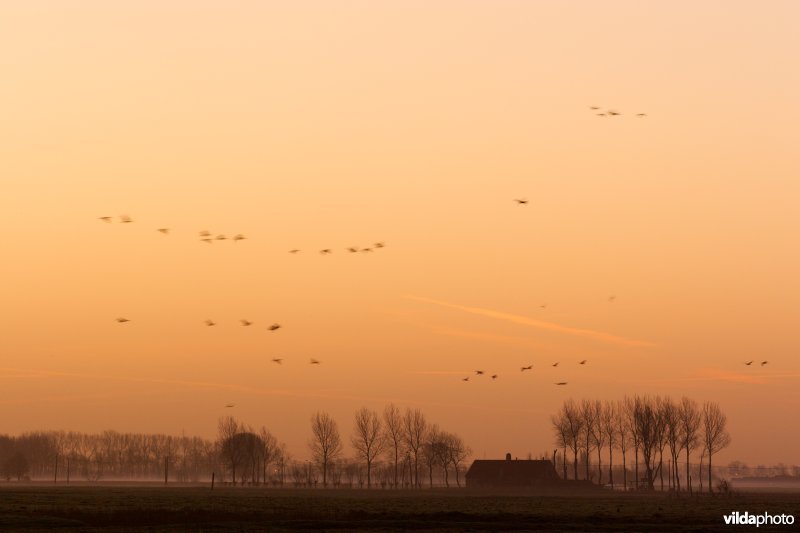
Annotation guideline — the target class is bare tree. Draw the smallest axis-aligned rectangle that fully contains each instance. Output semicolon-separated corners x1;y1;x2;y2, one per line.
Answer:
351;407;385;488
550;412;569;479
601;401;617;489
422;424;443;487
590;400;606;485
445;433;471;487
580;399;596;481
702;401;732;494
679;397;702;495
308;411;343;487
402;408;427;488
615;400;630;490
217;416;241;484
663;398;684;492
560;399;584;480
382;403;403;488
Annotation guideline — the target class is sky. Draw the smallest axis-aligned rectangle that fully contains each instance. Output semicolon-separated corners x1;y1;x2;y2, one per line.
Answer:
1;0;798;466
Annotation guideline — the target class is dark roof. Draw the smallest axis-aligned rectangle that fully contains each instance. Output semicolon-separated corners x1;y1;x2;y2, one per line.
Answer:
465;459;561;487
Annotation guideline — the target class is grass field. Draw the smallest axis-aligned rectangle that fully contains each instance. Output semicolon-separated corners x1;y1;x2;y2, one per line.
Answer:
1;485;798;531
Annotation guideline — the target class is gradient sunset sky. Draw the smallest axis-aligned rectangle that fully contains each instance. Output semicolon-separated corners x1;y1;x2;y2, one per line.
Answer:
1;1;798;466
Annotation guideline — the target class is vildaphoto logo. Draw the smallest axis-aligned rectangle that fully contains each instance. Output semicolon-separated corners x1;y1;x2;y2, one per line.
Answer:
723;511;795;527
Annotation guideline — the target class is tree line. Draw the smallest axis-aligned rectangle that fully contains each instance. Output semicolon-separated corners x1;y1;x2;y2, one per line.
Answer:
550;396;731;493
218;404;471;488
1;404;471;488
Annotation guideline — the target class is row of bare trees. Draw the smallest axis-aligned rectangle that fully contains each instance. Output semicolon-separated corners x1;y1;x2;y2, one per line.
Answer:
551;396;731;493
305;405;471;488
0;431;219;482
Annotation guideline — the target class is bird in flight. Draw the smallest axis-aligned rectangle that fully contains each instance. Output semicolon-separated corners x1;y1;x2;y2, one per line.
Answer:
579;360;587;365
761;361;768;366
361;248;373;253
540;304;547;309
320;249;332;255
475;370;484;375
590;106;600;110
272;358;283;364
200;238;213;244
157;228;169;235
521;365;532;372
119;215;133;223
205;320;216;326
240;320;253;326
99;216;112;223
491;374;498;380
608;110;621;116
116;317;130;323
555;382;568;386
225;404;235;408
596;113;608;117
268;323;281;331
347;247;359;253
462;376;470;382
745;360;753;366
514;199;529;205
215;235;227;241
310;358;321;365
289;249;301;254
636;113;647;117
552;362;559;367
374;242;385;248
199;230;211;237
233;234;246;242
608;296;616;302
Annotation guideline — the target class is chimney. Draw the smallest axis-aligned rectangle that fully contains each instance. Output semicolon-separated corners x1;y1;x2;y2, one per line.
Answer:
505;453;511;461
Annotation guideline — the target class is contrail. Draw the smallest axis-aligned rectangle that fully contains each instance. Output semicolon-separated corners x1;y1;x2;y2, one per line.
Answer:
405;295;655;348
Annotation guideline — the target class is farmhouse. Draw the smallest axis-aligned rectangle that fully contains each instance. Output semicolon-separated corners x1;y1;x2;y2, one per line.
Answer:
465;453;562;489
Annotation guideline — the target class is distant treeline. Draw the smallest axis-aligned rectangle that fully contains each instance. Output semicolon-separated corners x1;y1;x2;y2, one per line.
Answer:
550;396;731;493
1;405;471;488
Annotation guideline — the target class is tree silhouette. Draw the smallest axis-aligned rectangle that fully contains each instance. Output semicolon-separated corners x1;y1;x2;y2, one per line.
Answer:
702;401;732;494
351;407;385;488
309;411;342;487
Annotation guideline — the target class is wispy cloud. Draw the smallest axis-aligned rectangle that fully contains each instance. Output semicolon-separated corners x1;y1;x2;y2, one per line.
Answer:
685;368;800;385
405;295;656;348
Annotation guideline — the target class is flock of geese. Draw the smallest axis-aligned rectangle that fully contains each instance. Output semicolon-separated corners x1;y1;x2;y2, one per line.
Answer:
462;360;589;386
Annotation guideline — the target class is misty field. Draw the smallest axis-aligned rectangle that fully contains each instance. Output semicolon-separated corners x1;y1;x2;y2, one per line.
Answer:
2;485;799;532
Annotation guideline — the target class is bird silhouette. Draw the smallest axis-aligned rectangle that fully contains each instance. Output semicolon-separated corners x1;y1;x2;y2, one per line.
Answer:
636;113;647;117
157;228;169;235
555;382;568;386
475;370;484;375
289;249;301;254
310;358;321;365
99;216;112;223
552;362;559;367
608;110;621;116
514;199;529;205
347;247;359;253
200;238;213;244
579;360;587;365
119;215;133;223
320;249;332;254
597;113;608;117
215;235;227;241
205;320;216;326
116;317;130;323
745;360;753;366
521;365;532;372
233;234;246;242
374;242;385;248
199;230;211;237
491;374;498;380
240;320;253;326
761;361;768;366
361;248;373;253
608;296;616;302
540;304;547;309
268;323;281;331
590;106;600;110
272;358;283;364
225;404;235;408
462;377;470;382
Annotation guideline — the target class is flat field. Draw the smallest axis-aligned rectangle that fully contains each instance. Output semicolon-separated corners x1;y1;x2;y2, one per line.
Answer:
1;485;798;532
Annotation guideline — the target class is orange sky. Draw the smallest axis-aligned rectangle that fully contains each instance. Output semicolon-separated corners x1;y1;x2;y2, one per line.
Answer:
1;1;798;466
